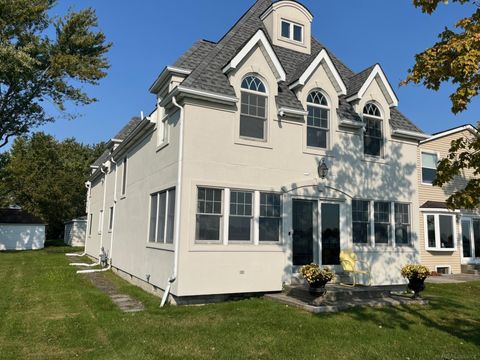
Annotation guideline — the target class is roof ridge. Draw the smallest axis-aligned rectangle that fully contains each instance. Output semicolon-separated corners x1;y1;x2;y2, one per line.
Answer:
182;0;272;88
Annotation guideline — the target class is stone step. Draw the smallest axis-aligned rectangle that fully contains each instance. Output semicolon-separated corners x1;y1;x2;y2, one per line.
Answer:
461;264;480;275
285;284;403;303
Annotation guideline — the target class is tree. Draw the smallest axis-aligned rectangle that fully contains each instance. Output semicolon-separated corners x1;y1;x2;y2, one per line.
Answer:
0;0;111;148
404;0;480;114
404;1;480;209
0;132;106;238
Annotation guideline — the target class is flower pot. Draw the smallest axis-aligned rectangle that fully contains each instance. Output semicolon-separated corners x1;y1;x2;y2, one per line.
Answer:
308;280;328;296
407;277;425;299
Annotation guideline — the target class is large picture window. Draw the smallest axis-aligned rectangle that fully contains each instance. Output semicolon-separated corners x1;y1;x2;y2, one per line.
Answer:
240;76;267;140
363;103;383;157
421;152;438;184
149;188;176;244
229;191;253;241
259;193;282;242
425;213;455;250
196;188;223;242
352;200;370;244
306;91;329;149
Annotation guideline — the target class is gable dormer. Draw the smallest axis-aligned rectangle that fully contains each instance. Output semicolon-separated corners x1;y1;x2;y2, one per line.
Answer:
261;0;313;55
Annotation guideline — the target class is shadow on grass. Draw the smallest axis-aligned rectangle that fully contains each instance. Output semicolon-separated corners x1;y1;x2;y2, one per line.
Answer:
321;283;480;347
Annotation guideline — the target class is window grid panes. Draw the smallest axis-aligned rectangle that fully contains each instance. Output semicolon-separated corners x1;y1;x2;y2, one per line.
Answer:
364;116;383;157
259;193;282;242
149;188;175;244
352;200;370;244
229;191;253;241
306;91;329;149
422;152;438;184
394;203;410;245
196;188;223;242
240;76;267;140
374;202;390;244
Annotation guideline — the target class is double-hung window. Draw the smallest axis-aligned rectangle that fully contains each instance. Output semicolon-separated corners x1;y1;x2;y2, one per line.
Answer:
306;91;329;149
421;152;438;184
394;203;411;245
281;20;303;42
108;206;114;232
352;200;370;244
229;191;253;241
425;214;455;250
374;201;390;245
149;188;176;244
259;193;282;242
196;188;223;242
363;103;383;157
240;76;267;141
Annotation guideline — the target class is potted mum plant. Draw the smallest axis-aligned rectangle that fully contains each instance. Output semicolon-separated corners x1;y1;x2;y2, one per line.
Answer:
401;264;431;299
299;263;334;295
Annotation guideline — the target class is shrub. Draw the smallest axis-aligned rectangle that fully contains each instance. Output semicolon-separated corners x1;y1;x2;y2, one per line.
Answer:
401;264;431;280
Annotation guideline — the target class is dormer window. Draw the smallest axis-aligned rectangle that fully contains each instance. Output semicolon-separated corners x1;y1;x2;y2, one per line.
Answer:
363;103;383;157
240;75;267;141
281;20;303;43
306;91;329;149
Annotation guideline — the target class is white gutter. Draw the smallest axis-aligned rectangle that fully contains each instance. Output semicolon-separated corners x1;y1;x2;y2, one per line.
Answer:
278;107;308;117
176;86;238;103
66;181;92;257
392;129;430;141
339;118;365;129
161;96;184;307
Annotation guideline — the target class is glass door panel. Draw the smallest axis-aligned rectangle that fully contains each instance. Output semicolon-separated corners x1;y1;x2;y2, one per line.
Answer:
321;203;340;265
461;219;472;259
292;200;314;266
473;219;480;258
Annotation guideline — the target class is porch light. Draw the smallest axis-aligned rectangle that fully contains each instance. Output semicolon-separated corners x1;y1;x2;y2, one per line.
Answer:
318;160;329;179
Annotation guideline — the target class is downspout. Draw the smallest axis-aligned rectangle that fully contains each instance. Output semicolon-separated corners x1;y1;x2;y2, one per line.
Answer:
109;157;118;265
66;181;91;257
161;96;184;307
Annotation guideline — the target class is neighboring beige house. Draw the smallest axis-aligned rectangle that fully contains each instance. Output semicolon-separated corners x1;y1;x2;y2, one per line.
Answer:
84;0;428;303
418;124;480;274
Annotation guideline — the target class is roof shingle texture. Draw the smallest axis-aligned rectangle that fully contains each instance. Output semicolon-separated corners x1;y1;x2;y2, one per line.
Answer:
174;0;422;133
0;208;44;224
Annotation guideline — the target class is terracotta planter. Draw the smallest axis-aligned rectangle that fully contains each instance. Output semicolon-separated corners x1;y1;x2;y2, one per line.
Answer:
407;277;426;299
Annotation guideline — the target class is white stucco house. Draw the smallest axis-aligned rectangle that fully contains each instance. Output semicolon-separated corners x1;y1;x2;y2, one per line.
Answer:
64;216;87;247
84;0;428;304
0;208;46;251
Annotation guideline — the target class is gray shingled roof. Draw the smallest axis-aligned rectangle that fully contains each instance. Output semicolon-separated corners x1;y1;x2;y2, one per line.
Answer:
346;65;376;98
0;208;44;224
169;0;422;134
92;117;142;167
420;201;448;209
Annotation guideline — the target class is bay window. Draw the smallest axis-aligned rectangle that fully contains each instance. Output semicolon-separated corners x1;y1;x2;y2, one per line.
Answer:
425;213;455;250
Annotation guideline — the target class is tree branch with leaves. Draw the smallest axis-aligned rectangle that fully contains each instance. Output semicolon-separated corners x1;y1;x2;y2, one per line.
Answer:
0;0;111;148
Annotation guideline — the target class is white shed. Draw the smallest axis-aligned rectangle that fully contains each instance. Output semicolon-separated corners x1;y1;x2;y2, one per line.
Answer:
64;216;87;247
0;208;46;251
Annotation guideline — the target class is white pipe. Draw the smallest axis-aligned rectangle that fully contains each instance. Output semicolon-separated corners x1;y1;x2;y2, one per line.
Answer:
77;264;111;274
99;164;108;256
66;181;92;257
161;96;184;307
109;157;118;264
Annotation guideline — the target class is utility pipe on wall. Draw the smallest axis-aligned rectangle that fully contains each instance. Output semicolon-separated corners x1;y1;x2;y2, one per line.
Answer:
161;96;184;307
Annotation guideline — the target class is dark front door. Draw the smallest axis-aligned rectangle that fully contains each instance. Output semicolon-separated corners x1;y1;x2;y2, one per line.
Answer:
321;203;340;265
292;200;314;266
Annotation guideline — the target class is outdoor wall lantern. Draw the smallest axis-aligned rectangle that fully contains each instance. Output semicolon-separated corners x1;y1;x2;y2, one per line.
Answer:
317;160;329;180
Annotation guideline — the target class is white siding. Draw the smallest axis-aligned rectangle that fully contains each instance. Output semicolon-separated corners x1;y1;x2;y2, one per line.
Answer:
0;224;45;250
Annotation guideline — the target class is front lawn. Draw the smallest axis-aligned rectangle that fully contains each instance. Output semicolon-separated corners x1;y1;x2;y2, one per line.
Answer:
0;247;479;359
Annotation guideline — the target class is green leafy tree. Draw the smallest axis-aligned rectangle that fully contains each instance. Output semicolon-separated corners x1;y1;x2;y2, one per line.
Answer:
0;132;106;238
405;0;480;209
0;0;111;148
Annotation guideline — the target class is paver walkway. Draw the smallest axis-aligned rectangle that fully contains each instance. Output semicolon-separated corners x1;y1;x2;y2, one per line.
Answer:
69;259;144;313
426;273;480;284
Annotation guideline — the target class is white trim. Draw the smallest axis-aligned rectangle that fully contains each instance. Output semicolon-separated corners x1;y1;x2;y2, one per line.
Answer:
346;64;399;107
176;86;239;103
260;1;313;22
289;49;347;95
391;129;429;140
222;30;286;82
420;208;459;213
149;66;192;93
420;124;477;144
278;107;308;117
424;213;457;251
338;118;365;129
280;19;304;43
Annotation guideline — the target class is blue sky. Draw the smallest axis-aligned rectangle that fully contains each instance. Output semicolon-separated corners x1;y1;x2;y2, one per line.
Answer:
37;0;479;146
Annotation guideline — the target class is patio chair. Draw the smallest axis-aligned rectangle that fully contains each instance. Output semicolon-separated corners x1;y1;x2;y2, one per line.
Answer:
339;249;372;287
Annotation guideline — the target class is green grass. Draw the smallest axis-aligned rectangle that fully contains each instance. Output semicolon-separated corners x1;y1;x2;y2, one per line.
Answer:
0;247;479;360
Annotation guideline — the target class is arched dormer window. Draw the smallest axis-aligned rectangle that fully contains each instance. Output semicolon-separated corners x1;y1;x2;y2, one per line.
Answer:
306;90;329;149
240;75;267;140
363;103;383;157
